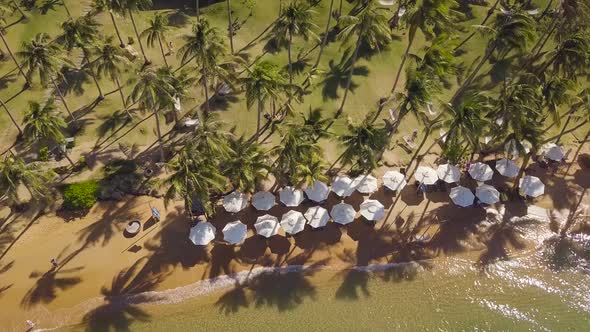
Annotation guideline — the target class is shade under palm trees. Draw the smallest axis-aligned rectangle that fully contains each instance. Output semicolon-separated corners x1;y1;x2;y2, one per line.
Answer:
0;155;56;206
179;18;226;115
272;1;318;84
141;13;170;67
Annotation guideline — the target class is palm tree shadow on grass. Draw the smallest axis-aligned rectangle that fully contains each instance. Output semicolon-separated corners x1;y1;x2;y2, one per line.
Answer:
59;66;91;97
320;48;369;101
0;71;17;89
39;0;64;15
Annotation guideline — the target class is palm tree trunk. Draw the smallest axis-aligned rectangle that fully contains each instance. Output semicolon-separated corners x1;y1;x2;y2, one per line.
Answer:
336;33;362;117
226;0;235;54
154;108;165;161
109;11;126;48
512;153;531;193
196;0;200;17
452;43;496;103
82;47;103;99
256;93;262;140
0;98;21;134
129;10;150;65
157;35;169;67
554;109;575;145
115;77;132;118
279;0;282;15
288;31;293;85
51;77;76;124
313;0;335;69
543;120;588;143
454;0;500;52
0;30;28;86
64;151;75;167
201;67;210;115
338;0;343;17
61;0;72;18
11;0;26;19
390;28;415;94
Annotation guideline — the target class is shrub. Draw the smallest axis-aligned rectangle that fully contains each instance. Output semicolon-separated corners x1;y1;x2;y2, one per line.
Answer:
63;180;99;210
38;147;49;161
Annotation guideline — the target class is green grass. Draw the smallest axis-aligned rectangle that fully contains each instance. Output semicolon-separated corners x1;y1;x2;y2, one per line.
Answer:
0;0;586;169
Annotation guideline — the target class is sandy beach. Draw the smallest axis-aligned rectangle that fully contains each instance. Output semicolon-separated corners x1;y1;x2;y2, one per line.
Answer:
0;144;588;331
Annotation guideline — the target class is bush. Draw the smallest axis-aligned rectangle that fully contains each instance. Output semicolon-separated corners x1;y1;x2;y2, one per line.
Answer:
38;147;49;161
63;181;99;210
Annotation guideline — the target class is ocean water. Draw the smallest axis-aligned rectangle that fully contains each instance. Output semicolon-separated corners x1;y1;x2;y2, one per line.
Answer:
64;234;590;332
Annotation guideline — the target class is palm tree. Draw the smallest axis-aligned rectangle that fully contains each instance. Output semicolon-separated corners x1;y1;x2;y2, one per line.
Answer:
539;33;590;80
339;112;389;172
555;88;590;144
301;106;331;142
0;11;28;85
454;10;537;101
156;66;197;123
22;99;75;166
17;33;76;123
390;0;460;94
141;13;170;67
273;1;318;84
293;152;328;187
0;97;21;134
0;156;55;206
163;145;226;217
313;0;335;69
60;16;104;99
541;76;574;127
92;37;132;118
119;0;152;65
336;1;391;116
242;61;288;139
223;136;270;193
179;18;226;115
189;111;232;158
226;0;235;54
91;0;126;48
127;68;174;161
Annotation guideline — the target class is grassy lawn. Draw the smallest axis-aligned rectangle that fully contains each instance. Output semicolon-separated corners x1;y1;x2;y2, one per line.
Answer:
0;0;586;172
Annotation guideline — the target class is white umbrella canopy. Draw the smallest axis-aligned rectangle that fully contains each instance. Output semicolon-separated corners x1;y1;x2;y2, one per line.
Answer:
505;139;531;157
468;162;494;182
280;210;307;235
437;164;461;183
222;221;248;245
495;159;519;178
383;170;407;191
450;186;475;207
519;175;545;197
189;222;216;246
359;199;385;221
222;191;248;213
414;166;438;185
304;180;330;203
330;202;356;225
252;191;276;211
304;206;330;228
475;184;500;205
544;143;565;161
331;175;356;197
352;174;379;194
254;215;280;238
279;186;305;207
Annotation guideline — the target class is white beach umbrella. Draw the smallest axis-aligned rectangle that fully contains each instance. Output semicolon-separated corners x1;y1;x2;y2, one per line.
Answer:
505;139;531;157
331;175;356;197
544;143;565;161
468;162;494;182
359;199;385;221
189;222;216;246
252;191;275;211
279;186;305;207
304;180;330;203
495;158;519;178
414;166;438;185
383;170;407;191
352;174;379;194
280;210;307;235
437;164;461;183
450;186;475;207
475;184;500;205
304;206;330;228
330;202;356;225
222;221;247;245
254;215;280;238
222;191;248;213
519;175;545;197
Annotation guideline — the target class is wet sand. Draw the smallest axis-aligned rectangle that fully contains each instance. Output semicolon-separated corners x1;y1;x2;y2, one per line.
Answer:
0;148;588;331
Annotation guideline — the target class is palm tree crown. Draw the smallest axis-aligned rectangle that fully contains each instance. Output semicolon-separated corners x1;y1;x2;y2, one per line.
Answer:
22;99;67;144
17;33;67;86
0;156;56;206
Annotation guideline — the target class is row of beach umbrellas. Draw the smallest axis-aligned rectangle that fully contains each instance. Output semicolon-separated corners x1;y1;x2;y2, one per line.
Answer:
189;200;382;245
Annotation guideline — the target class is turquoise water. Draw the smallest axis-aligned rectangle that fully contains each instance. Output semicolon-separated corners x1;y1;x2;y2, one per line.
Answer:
98;240;590;331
